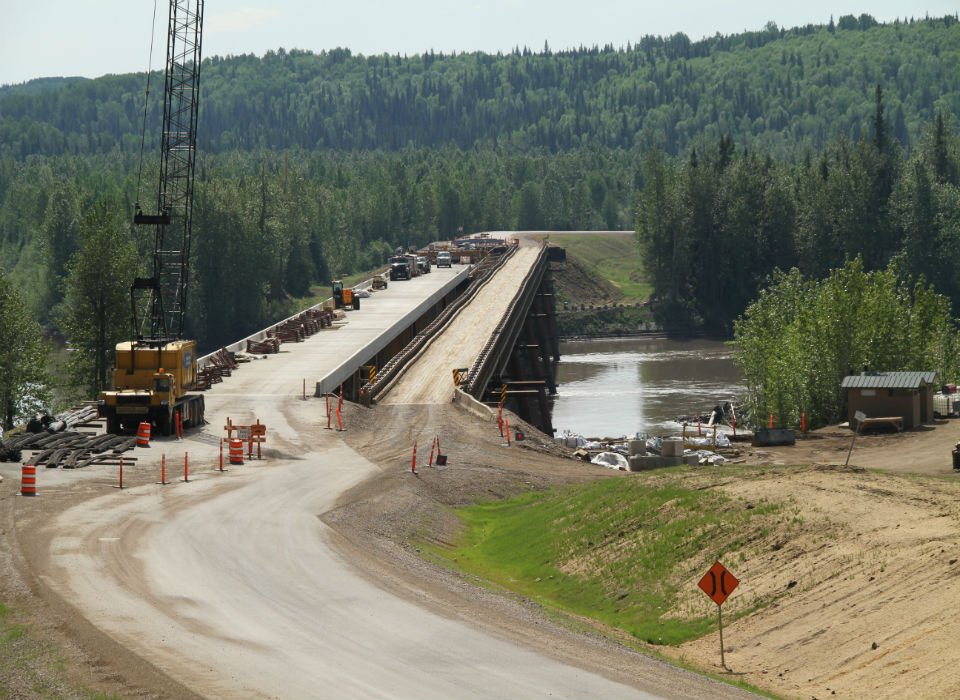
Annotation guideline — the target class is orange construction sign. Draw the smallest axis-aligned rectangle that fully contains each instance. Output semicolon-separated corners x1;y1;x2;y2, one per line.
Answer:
224;417;267;442
698;561;739;606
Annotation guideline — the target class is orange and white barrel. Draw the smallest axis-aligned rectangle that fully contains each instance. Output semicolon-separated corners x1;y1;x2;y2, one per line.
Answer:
228;438;244;465
20;465;36;496
136;421;151;447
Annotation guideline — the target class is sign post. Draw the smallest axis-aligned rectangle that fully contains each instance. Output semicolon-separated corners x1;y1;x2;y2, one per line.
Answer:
697;561;739;670
846;410;866;467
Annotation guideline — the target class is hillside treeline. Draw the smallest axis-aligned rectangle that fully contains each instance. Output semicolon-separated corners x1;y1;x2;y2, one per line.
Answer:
0;146;636;359
636;99;960;333
1;15;957;161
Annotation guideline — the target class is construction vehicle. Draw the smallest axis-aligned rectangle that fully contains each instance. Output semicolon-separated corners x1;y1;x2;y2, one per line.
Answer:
389;256;410;280
332;280;360;309
98;0;205;436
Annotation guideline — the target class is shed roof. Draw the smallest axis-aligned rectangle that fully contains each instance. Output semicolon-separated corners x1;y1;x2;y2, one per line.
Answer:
840;371;939;389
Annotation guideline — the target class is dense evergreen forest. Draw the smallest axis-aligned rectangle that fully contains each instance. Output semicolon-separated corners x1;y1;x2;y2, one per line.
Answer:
1;15;958;159
0;14;958;416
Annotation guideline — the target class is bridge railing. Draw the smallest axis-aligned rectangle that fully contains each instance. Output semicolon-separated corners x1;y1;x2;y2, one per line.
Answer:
360;245;518;403
461;243;549;399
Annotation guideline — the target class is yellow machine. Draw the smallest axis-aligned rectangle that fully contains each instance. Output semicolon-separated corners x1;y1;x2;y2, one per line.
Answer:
99;340;205;435
332;280;360;309
98;1;206;436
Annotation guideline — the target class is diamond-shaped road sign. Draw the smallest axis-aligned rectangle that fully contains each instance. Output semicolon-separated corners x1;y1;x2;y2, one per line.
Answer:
698;561;739;606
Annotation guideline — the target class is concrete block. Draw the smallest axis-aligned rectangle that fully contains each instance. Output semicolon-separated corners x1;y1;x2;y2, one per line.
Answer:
629;455;662;471
753;428;796;446
662;438;684;457
683;454;700;465
628;439;646;456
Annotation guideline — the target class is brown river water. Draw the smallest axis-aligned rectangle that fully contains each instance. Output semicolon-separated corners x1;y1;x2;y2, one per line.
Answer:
549;337;744;439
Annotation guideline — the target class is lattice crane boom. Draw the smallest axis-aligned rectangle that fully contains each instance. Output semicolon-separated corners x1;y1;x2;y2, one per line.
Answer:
133;0;204;345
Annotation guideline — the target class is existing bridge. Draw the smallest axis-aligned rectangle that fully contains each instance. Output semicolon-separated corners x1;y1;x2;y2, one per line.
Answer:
203;237;562;435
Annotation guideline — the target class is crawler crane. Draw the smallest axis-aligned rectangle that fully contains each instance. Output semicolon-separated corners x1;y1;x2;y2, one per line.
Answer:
99;0;205;435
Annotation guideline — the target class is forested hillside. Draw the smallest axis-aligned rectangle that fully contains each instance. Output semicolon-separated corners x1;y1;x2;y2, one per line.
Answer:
1;15;957;159
0;14;958;413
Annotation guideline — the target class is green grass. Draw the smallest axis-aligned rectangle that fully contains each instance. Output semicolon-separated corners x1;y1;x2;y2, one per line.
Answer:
543;233;652;301
426;468;780;646
0;600;114;699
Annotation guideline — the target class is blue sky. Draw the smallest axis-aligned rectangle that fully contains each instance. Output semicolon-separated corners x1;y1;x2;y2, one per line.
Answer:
3;1;956;86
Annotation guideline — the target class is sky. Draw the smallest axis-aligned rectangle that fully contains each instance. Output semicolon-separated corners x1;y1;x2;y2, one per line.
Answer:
2;1;956;87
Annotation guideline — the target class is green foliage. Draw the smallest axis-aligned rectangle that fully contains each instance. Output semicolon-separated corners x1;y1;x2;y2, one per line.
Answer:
58;201;139;398
1;17;958;160
636;107;960;333
0;267;50;428
733;258;960;429
432;472;780;645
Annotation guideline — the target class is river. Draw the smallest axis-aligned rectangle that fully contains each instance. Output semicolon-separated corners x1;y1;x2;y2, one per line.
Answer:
549;337;744;439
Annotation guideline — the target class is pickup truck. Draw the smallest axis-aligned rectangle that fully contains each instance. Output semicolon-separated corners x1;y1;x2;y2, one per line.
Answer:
436;251;452;267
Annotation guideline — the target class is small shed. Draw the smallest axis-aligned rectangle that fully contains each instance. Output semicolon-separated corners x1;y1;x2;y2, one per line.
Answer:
840;371;939;430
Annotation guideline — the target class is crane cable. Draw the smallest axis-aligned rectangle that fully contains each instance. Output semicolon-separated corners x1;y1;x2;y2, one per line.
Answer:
135;0;161;216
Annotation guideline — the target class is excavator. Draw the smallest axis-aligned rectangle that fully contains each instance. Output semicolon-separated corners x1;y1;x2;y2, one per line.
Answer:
98;0;205;435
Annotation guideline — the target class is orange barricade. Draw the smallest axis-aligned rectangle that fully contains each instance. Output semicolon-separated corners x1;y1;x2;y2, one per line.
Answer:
229;438;244;465
136;421;151;447
21;465;36;496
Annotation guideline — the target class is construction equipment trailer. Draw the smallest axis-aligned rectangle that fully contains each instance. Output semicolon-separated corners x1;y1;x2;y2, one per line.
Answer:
99;0;205;435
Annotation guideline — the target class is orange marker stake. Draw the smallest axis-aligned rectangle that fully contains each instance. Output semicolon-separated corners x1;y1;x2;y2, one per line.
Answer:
732;415;737;436
769;413;773;429
336;408;343;431
505;418;511;446
219;441;224;471
428;437;436;467
411;440;418;473
325;393;332;429
182;451;190;482
160;453;167;485
802;411;806;433
498;403;503;437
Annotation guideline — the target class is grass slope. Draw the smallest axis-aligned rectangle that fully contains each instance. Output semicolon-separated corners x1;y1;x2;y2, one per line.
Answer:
546;234;651;302
427;466;791;647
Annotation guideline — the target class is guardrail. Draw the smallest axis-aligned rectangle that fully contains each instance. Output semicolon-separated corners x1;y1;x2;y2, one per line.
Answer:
360;245;518;403
461;243;549;398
